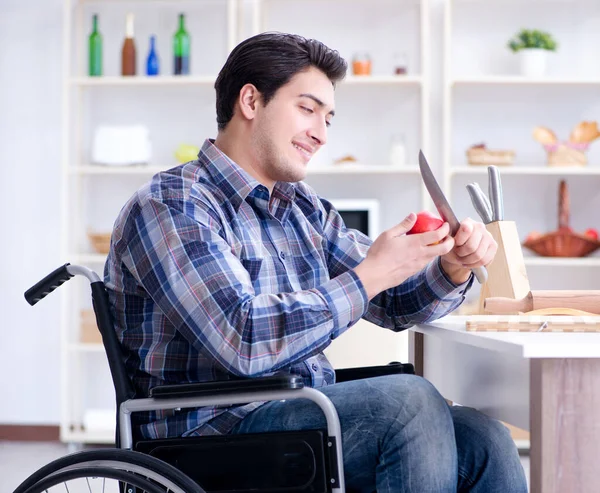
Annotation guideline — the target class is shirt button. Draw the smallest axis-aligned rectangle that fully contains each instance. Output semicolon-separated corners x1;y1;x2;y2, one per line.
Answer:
311;363;318;371
279;251;286;260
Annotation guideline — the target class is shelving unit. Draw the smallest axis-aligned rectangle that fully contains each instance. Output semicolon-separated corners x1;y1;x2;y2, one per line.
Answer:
442;0;600;288
61;0;433;444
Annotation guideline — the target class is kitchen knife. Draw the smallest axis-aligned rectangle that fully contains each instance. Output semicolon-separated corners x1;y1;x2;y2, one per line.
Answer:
474;182;493;220
418;150;488;284
487;166;504;221
466;183;493;224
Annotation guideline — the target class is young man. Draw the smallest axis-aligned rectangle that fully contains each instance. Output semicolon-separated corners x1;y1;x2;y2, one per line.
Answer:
105;32;526;492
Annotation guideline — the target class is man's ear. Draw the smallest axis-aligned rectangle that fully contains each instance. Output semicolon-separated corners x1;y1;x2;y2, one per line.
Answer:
237;83;261;122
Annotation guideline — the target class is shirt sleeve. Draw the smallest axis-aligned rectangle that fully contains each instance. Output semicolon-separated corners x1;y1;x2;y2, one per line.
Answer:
319;198;473;331
119;197;367;378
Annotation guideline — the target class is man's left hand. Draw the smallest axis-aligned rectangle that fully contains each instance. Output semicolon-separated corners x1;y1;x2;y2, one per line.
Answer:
440;218;498;285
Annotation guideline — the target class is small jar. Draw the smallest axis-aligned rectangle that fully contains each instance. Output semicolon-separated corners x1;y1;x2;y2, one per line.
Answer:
389;133;407;166
352;53;372;76
393;52;408;75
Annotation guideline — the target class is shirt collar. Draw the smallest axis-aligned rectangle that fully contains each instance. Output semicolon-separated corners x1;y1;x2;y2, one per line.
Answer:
196;139;296;211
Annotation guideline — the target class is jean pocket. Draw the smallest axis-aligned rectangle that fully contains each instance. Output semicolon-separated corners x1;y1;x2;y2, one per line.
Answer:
240;257;264;284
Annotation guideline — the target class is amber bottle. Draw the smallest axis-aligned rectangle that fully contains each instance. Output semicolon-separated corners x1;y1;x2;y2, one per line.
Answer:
121;13;136;76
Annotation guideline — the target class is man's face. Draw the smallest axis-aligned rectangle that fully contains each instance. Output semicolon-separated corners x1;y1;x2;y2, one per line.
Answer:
252;66;335;185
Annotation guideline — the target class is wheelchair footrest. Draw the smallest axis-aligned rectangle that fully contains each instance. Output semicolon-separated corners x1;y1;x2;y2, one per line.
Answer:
135;429;332;493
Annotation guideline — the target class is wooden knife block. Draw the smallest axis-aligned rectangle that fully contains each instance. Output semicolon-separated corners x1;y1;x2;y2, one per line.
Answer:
477;220;531;314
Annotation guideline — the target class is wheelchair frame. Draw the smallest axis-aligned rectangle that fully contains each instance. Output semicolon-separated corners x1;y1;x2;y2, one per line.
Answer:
23;262;415;493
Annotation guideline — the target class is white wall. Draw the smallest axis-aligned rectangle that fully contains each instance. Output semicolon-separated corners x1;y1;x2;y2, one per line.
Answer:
0;0;63;423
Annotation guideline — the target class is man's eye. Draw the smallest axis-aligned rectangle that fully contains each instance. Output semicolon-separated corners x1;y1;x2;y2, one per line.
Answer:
325;120;332;128
301;106;314;114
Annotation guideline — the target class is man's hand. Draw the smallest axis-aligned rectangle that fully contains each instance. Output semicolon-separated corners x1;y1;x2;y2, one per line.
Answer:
440;217;497;284
355;213;455;300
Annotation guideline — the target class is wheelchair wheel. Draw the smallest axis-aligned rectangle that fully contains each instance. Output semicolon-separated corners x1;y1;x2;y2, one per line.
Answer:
13;448;206;493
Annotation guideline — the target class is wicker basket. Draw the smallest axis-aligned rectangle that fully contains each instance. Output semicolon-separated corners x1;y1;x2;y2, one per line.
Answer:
523;229;600;257
545;143;588;167
522;180;600;257
466;148;515;166
87;231;111;254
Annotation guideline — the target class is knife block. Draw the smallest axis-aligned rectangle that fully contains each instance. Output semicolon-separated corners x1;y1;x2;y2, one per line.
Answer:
477;220;531;314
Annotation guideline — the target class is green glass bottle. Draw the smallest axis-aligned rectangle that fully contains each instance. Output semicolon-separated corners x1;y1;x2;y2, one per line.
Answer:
173;13;190;75
89;14;102;76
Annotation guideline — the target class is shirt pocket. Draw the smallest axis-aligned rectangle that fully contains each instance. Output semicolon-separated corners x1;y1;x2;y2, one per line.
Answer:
240;257;264;285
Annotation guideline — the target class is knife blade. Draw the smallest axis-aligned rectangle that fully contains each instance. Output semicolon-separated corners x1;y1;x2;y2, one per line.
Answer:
418;150;488;284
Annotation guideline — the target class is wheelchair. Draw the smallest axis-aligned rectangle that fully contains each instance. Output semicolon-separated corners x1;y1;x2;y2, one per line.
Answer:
18;263;415;493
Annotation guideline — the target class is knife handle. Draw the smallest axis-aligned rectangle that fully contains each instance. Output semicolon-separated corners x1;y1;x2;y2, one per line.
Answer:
472;265;488;284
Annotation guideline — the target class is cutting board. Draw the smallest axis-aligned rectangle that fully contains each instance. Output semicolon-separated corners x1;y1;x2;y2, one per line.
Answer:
466;315;600;332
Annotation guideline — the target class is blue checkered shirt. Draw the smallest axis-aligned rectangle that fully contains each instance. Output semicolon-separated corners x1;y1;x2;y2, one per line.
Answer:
104;139;472;439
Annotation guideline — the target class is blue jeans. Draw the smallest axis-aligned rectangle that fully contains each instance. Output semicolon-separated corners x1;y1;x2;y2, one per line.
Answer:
231;374;527;492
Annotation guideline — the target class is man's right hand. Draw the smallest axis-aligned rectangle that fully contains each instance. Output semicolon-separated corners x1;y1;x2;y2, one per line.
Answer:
354;213;454;300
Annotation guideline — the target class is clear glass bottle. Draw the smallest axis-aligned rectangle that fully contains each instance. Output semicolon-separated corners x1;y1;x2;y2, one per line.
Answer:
389;133;407;166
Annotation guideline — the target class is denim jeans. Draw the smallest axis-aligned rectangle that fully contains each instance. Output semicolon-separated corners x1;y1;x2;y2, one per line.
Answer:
230;374;527;492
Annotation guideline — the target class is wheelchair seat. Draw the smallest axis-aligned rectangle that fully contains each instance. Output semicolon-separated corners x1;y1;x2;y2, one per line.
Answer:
25;263;415;493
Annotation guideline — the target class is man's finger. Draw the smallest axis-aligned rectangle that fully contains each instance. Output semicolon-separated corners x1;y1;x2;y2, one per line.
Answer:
389;213;417;237
454;219;475;247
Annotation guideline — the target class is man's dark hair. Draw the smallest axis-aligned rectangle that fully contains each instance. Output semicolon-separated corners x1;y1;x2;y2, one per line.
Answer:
215;32;347;130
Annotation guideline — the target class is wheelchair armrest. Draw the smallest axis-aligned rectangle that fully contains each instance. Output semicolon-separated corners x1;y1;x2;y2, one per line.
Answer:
334;361;415;383
149;374;304;399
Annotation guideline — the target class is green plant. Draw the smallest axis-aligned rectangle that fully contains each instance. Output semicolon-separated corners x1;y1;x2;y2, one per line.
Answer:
507;29;557;52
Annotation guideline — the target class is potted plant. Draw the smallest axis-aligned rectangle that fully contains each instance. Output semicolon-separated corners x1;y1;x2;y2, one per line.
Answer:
507;29;557;77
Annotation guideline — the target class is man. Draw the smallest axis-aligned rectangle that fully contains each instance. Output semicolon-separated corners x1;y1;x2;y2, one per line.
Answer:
105;32;527;492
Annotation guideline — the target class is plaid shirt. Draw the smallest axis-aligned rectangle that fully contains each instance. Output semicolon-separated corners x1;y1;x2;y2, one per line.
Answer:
104;139;473;439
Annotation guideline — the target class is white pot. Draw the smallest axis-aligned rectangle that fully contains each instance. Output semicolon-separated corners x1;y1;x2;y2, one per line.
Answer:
519;48;549;77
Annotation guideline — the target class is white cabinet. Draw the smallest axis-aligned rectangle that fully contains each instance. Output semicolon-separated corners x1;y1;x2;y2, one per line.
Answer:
61;0;432;444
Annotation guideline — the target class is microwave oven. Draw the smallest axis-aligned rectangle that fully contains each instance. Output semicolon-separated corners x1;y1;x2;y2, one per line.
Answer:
329;199;380;239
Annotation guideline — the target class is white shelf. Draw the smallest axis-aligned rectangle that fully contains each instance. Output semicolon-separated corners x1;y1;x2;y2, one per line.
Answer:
524;257;600;267
73;253;107;263
62;429;114;445
71;165;167;175
451;76;600;86
68;343;105;353
70;75;422;87
342;75;422;85
309;165;420;175
451;166;600;176
70;75;217;86
72;164;421;176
